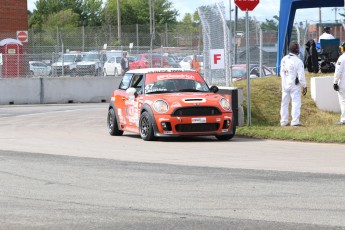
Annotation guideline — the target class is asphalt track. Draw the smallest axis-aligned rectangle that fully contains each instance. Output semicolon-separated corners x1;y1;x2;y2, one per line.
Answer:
0;103;345;229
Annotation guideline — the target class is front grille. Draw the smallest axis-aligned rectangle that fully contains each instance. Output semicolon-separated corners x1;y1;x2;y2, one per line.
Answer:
175;123;219;132
172;106;221;117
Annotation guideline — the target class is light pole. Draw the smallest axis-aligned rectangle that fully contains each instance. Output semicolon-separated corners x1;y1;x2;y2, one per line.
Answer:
117;0;121;42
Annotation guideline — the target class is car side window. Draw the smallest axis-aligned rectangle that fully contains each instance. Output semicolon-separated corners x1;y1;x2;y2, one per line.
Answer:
119;74;132;90
263;67;273;76
250;68;260;77
130;74;144;94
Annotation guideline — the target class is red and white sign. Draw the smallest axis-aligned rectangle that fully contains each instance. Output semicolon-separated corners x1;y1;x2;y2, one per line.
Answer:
234;0;259;11
17;30;28;43
210;49;225;70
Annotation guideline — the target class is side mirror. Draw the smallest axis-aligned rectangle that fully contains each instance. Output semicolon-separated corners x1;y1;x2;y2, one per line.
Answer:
210;85;219;93
126;87;138;98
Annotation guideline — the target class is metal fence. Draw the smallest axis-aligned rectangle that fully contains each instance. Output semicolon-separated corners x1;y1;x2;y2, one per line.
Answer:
0;6;297;80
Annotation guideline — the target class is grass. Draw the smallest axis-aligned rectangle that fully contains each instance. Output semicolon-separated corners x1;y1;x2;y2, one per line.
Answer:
233;73;345;143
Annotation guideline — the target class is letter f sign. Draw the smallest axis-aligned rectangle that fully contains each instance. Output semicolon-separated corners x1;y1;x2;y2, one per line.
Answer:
214;54;221;64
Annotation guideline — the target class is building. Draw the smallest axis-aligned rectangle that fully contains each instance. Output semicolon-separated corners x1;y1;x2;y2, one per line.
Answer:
307;23;345;42
0;0;28;40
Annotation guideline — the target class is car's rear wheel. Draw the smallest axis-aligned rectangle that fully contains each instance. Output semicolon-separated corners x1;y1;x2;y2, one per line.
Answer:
107;108;124;136
139;112;156;141
215;126;236;141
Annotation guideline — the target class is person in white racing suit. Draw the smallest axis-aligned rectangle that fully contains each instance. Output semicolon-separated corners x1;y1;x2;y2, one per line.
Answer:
333;42;345;125
280;41;308;126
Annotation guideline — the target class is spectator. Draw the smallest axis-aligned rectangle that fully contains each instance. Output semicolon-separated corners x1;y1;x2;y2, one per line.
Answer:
280;41;308;127
319;26;335;42
333;42;345;125
121;52;129;75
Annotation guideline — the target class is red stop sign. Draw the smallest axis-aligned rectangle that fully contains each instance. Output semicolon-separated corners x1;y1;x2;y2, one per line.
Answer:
17;31;28;43
234;0;259;11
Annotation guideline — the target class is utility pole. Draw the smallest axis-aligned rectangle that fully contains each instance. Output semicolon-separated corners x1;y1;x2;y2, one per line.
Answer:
117;0;121;42
319;7;322;38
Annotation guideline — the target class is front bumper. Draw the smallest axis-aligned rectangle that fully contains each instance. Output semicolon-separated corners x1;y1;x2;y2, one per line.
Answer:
153;113;233;137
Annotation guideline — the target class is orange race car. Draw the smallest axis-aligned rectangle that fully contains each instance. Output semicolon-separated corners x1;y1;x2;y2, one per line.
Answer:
107;68;235;141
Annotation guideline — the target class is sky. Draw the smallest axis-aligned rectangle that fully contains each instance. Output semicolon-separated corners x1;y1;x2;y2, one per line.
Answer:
27;0;342;24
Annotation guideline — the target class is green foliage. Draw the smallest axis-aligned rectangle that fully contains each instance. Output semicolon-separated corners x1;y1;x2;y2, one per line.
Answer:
102;0;178;26
44;9;80;29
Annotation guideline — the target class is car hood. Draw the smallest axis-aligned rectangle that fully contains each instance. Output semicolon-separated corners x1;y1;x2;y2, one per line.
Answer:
144;92;228;112
77;61;99;65
52;62;74;66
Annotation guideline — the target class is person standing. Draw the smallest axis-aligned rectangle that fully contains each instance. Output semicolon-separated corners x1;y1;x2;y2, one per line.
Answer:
280;41;308;126
319;26;335;42
333;42;345;125
121;52;129;75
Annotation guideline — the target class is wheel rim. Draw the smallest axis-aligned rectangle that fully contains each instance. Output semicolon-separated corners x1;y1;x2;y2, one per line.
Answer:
108;110;114;131
140;116;149;137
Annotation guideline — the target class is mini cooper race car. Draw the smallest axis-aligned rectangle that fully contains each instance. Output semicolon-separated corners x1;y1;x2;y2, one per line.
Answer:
107;68;235;141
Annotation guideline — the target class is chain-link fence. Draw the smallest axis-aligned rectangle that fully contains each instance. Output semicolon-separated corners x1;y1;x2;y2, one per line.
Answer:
1;6;304;80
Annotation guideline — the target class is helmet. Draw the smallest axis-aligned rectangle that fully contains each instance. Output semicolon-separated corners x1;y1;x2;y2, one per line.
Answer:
289;42;300;54
340;42;345;53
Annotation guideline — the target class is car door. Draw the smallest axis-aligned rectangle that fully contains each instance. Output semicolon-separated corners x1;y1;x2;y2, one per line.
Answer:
115;73;133;127
105;57;115;75
124;74;144;131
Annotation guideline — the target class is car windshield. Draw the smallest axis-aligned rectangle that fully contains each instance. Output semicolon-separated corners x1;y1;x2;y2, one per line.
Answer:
232;68;246;78
82;53;100;61
58;55;76;62
144;72;209;94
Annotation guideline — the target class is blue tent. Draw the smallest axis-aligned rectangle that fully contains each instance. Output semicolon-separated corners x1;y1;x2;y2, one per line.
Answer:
277;0;344;74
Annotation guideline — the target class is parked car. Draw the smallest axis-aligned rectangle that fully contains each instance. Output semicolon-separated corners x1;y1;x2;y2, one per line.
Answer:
107;68;235;141
76;52;107;76
29;61;51;76
231;64;275;82
51;53;83;77
129;53;170;70
103;56;122;76
179;55;204;74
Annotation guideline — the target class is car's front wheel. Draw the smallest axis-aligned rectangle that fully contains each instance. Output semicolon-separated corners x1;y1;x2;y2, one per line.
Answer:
107;108;124;136
139;112;156;141
215;126;236;141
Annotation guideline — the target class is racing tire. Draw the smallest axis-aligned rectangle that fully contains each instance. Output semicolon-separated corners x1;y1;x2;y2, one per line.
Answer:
215;126;236;141
107;108;124;136
139;111;156;141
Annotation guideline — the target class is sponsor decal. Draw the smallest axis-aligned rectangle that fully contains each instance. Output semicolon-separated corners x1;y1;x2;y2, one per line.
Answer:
222;129;228;132
216;118;221;122
164;131;173;134
157;74;195;81
171;102;181;108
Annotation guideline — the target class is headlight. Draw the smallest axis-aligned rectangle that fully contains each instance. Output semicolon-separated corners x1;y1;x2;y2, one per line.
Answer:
220;98;231;111
153;100;169;113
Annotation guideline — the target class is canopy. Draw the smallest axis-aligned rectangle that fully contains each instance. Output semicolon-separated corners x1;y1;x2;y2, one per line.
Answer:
277;0;344;74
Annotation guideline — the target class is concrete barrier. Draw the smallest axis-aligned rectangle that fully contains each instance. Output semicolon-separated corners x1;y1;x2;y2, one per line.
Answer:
0;76;122;105
0;78;42;104
310;76;340;113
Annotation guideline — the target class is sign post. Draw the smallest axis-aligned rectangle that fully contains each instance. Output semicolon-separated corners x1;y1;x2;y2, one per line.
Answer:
234;0;259;126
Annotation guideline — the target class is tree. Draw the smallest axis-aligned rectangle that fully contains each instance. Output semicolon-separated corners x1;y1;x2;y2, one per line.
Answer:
103;0;178;26
29;0;101;28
